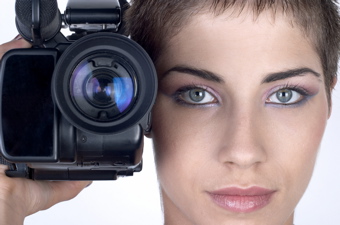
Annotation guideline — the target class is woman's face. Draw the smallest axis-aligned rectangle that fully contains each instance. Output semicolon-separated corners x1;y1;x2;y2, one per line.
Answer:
149;10;330;225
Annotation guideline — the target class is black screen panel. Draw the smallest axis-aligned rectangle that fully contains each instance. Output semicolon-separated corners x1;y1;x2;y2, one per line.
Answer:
1;53;55;157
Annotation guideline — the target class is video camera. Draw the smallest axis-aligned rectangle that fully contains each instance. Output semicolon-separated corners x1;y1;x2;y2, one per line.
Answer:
0;0;157;180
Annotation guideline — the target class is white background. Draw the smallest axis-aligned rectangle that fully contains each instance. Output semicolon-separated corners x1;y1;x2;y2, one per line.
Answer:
0;1;339;224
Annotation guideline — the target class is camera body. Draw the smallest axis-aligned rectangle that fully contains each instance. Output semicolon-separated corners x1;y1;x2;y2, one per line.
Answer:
0;0;157;180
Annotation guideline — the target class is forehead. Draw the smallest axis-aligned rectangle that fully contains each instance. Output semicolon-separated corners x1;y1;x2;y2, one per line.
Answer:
156;10;322;82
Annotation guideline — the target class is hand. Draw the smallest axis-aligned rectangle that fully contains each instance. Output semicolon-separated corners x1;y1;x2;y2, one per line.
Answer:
0;36;31;60
0;37;92;225
0;165;91;225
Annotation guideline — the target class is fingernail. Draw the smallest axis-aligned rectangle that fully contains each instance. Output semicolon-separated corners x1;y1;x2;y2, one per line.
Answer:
13;34;23;41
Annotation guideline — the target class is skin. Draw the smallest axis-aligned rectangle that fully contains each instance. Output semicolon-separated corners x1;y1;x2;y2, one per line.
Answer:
0;38;91;225
0;8;335;225
150;10;331;225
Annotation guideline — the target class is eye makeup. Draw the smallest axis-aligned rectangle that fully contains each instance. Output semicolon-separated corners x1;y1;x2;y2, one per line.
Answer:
264;83;319;108
171;84;220;107
158;70;322;110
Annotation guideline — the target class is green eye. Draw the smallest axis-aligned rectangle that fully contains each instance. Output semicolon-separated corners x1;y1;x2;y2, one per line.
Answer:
189;89;206;102
267;88;304;105
177;87;217;105
276;89;293;103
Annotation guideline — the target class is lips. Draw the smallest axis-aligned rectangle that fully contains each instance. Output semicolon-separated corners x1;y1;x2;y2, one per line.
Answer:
208;186;275;213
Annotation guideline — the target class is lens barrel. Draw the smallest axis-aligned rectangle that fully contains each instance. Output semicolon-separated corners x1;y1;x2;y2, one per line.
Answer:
70;54;136;122
53;32;157;134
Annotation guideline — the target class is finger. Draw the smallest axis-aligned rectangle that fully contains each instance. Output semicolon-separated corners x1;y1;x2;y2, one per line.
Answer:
0;38;31;60
0;164;9;173
27;180;92;215
0;167;92;217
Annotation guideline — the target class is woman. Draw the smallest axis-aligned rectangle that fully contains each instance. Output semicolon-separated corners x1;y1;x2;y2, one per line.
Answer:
1;0;339;224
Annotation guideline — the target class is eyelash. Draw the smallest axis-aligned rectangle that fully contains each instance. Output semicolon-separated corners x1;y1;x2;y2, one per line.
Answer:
172;85;219;107
265;84;311;107
172;84;312;107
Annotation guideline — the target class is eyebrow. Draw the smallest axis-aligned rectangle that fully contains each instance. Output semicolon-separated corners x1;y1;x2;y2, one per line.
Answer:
161;65;224;83
161;65;321;84
261;68;321;83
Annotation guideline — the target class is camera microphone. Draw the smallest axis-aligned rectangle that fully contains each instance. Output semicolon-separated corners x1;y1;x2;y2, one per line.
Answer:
15;0;61;45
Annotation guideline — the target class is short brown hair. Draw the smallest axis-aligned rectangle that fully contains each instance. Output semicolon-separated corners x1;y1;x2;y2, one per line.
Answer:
125;0;340;102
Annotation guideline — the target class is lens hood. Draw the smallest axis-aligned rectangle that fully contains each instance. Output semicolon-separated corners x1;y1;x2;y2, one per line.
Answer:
52;32;157;134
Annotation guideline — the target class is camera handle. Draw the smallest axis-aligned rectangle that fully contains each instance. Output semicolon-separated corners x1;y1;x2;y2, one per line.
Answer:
64;0;129;34
16;0;130;47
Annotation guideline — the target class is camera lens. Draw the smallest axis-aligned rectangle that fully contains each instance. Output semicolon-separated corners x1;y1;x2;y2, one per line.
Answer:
86;74;115;107
70;55;136;122
53;33;157;133
85;73;134;113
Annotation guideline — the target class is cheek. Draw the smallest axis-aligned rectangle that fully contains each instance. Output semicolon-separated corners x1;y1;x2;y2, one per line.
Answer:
151;96;215;158
266;97;329;195
151;92;329;180
150;89;329;222
150;95;219;185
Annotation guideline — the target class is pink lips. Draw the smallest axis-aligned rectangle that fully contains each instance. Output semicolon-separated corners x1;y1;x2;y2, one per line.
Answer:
209;187;275;213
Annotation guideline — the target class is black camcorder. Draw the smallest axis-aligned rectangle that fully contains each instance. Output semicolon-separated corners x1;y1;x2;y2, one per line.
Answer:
0;0;157;180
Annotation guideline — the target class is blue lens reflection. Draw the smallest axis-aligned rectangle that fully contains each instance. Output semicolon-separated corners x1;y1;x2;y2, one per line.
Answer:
114;77;134;113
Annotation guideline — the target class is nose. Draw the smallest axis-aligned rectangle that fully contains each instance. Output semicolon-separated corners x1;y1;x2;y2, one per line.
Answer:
217;108;267;169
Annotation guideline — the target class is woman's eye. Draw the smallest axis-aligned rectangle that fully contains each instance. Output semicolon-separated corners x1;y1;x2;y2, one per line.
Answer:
266;88;305;105
176;87;217;105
